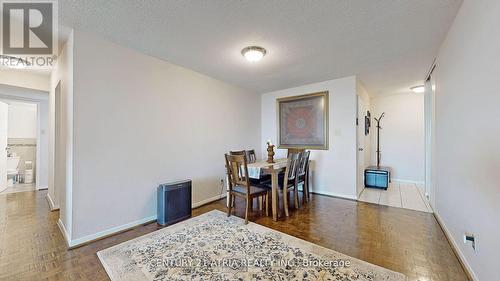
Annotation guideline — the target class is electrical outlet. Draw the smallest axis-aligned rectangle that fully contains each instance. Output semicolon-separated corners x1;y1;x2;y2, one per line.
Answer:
464;233;476;251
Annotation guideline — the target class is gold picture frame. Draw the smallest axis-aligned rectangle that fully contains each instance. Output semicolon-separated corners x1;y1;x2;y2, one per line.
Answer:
277;91;329;150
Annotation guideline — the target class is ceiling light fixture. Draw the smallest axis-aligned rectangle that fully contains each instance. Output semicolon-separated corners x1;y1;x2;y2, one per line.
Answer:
410;85;425;93
241;46;266;62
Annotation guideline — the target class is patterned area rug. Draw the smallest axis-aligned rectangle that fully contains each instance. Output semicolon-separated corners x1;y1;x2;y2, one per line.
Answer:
98;210;406;281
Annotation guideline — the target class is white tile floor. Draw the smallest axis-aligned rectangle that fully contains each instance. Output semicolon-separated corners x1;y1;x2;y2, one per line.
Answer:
0;183;36;195
358;182;433;213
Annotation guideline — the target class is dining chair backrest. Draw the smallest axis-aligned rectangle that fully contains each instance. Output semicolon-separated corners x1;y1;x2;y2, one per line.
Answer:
229;150;246;156
285;152;300;182
298;151;310;177
229;151;251;178
224;154;250;191
246;149;257;163
287;148;305;157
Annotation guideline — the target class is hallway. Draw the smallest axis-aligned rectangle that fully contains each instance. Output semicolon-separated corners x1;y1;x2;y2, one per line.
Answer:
359;182;432;213
0;183;36;195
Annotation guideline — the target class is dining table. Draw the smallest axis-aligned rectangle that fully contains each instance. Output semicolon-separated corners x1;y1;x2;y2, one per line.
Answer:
226;157;311;221
226;158;288;221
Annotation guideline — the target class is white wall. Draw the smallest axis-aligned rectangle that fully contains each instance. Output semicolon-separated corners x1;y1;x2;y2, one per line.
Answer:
0;70;50;92
69;30;261;242
261;76;358;199
369;93;425;183
6;102;37;138
37;100;49;188
49;30;74;240
432;0;500;280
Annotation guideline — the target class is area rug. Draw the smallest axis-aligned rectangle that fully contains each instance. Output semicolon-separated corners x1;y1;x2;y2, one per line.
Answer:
97;210;406;281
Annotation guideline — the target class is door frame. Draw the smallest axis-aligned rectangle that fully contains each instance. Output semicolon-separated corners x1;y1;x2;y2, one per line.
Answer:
356;95;368;198
53;80;62;210
0;101;8;193
424;64;437;209
35;101;46;190
0;85;50;193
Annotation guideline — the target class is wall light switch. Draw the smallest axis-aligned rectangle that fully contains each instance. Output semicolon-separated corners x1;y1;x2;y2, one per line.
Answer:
464;233;476;251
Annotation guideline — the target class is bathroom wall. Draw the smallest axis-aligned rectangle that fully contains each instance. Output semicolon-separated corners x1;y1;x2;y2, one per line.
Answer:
7;138;36;181
6;102;38;182
7;102;37;138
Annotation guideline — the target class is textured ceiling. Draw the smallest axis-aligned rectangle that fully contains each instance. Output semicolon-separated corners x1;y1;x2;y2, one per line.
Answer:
58;0;462;95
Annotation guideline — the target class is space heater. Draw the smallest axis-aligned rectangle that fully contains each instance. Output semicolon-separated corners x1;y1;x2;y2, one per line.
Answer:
157;179;192;226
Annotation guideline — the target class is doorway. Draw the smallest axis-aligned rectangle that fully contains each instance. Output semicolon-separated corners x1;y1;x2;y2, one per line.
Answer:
0;100;44;195
357;87;432;213
0;81;50;196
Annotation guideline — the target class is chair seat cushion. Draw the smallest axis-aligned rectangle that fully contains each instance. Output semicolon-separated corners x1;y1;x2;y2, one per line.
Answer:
232;185;268;195
249;178;269;188
297;173;306;183
260;175;295;190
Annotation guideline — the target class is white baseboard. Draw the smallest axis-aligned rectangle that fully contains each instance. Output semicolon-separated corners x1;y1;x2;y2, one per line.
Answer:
392;179;425;185
57;218;71;247
64;193;226;248
45;193;59;211
433;211;478;281
311;189;357;201
37;185;48;190
192;193;226;208
69;215;157;248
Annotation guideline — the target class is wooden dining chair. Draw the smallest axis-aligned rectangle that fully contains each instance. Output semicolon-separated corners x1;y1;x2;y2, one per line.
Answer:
229;150;247;179
287;148;305;156
262;152;300;217
246;149;257;163
229;150;246;156
231;150;256;163
229;149;267;209
225;153;269;224
296;151;311;203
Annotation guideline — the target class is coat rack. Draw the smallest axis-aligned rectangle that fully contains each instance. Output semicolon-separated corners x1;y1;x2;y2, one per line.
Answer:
365;112;391;190
374;112;385;168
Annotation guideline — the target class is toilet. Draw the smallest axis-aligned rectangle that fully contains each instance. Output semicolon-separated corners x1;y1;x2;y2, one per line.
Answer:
6;156;20;187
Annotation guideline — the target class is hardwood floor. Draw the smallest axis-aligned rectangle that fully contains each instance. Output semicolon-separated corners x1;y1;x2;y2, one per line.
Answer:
0;190;468;281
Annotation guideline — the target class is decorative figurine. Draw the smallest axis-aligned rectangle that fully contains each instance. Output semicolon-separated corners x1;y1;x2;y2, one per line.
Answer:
266;140;275;163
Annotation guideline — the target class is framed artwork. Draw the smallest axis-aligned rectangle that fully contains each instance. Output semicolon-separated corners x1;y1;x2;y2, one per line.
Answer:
277;91;329;150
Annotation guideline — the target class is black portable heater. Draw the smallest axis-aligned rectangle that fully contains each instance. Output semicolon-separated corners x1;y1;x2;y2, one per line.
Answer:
157;179;192;226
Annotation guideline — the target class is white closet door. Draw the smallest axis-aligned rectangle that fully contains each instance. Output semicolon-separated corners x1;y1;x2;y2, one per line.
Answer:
0;101;8;192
